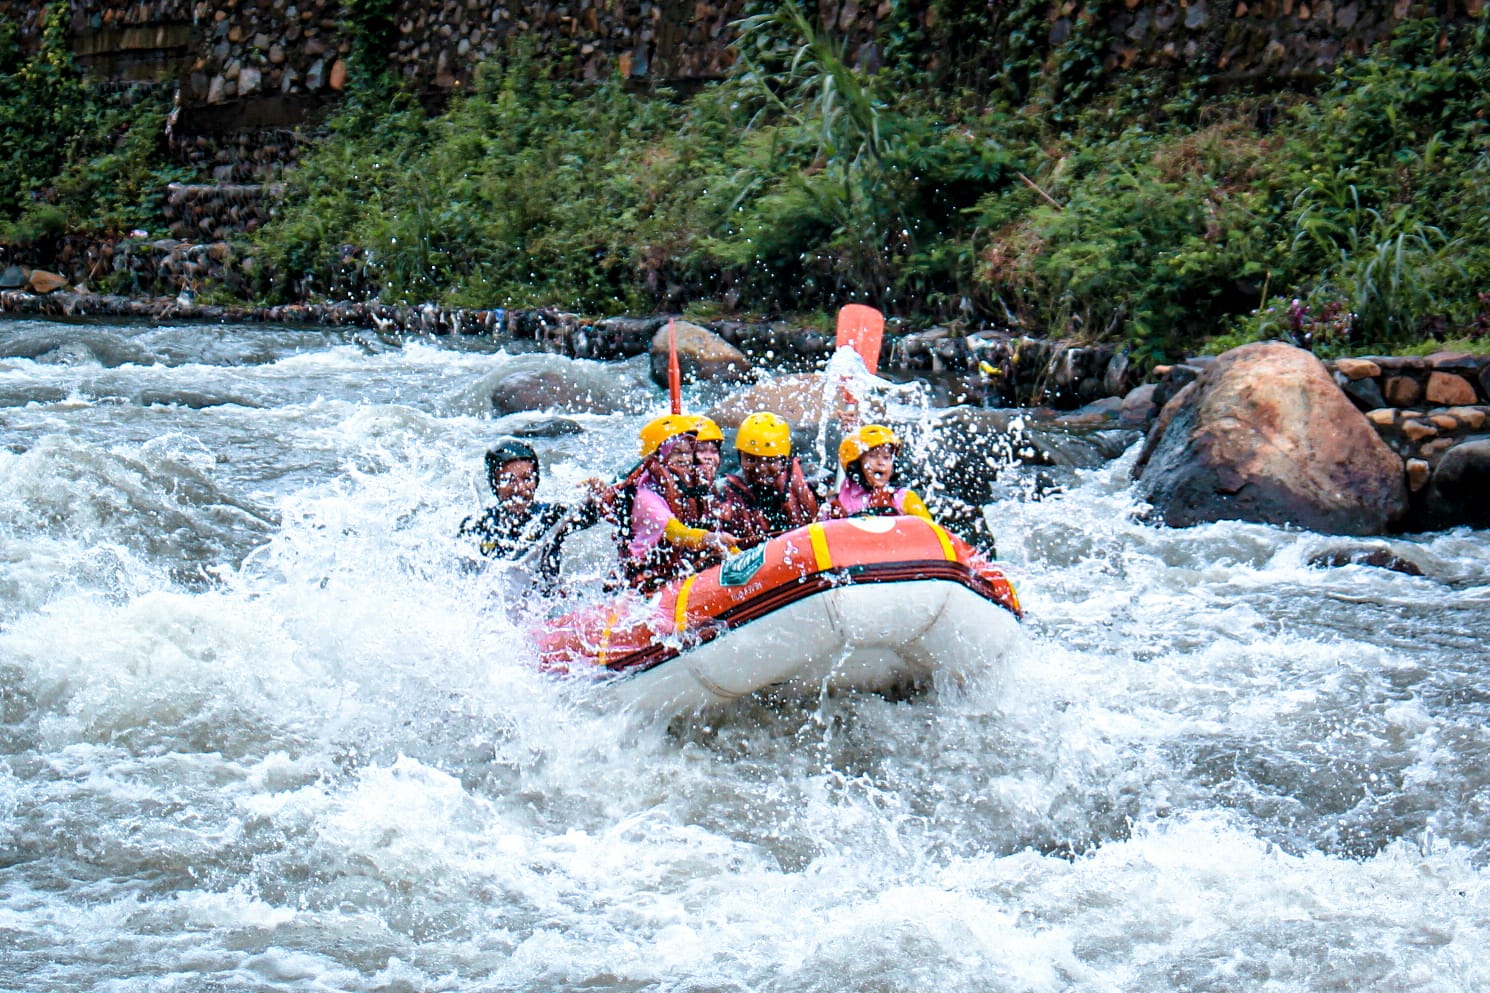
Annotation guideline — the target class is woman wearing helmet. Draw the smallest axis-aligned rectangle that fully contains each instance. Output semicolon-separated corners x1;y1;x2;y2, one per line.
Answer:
823;424;933;522
716;411;820;549
690;415;725;492
618;413;738;593
681;414;727;535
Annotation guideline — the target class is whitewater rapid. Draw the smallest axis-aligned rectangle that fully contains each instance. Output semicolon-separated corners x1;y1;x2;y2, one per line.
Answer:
1;317;1487;992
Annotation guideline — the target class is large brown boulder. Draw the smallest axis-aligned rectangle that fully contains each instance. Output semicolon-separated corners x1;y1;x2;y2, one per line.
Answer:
649;320;750;388
1132;342;1408;534
27;269;67;294
706;373;841;429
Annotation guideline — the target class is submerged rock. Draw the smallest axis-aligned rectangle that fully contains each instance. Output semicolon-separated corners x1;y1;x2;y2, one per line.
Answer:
489;354;647;415
1306;544;1424;575
916;406;1140;508
1132;341;1408;535
707;373;846;429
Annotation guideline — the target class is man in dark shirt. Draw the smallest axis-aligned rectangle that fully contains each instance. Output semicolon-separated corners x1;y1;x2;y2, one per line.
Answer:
459;439;573;589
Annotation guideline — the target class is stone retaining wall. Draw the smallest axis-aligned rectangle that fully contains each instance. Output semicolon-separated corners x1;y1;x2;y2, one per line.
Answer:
163;182;283;241
172;128;311;184
1334;355;1490;501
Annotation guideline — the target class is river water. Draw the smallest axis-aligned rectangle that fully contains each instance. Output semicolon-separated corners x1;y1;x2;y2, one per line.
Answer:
2;317;1488;992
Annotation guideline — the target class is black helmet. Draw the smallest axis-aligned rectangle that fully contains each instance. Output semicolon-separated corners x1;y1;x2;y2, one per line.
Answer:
484;438;539;485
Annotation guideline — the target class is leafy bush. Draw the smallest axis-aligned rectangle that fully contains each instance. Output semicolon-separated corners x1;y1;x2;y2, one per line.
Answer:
255;52;687;310
971;119;1280;364
683;0;1020;314
1221;16;1490;354
251;6;1488;366
966;15;1490;364
0;7;178;244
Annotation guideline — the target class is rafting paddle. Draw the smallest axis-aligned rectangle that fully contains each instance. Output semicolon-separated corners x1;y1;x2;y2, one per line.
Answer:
667;317;682;415
835;304;884;374
833;304;884;431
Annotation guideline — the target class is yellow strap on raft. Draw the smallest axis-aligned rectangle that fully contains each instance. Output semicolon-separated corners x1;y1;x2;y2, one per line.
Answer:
807;522;833;572
597;606;620;667
673;574;698;632
901;489;934;522
927;520;958;562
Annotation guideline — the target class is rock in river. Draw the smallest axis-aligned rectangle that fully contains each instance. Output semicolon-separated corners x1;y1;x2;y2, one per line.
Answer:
1132;341;1408;535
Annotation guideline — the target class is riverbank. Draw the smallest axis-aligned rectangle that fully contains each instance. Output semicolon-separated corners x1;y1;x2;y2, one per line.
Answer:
7;278;1489;534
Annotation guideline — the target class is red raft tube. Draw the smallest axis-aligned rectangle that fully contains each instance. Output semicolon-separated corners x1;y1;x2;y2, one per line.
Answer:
534;514;1023;713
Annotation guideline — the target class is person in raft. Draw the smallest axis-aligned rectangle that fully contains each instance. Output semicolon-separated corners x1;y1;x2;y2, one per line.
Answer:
822;423;934;522
690;415;725;495
617;413;739;594
715;411;820;549
680;413;727;533
458;438;579;589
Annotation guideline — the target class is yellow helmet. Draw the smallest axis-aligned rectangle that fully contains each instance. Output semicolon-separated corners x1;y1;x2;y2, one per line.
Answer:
638;413;698;457
692;415;724;444
838;423;900;469
735;412;792;457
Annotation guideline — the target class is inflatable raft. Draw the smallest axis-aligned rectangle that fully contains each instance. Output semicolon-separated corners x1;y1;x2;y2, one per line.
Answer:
535;514;1023;712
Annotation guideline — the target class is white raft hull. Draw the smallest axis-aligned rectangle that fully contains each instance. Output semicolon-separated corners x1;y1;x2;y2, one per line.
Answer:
605;578;1023;713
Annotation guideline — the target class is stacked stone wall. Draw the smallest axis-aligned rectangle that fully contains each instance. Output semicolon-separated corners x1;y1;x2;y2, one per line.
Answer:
163;181;283;240
172;127;309;183
179;0;348;112
0;1;51;47
1333;354;1490;496
1103;0;1484;82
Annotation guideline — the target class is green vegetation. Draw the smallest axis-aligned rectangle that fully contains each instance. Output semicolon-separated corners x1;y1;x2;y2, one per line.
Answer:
4;2;1488;369
0;6;180;245
256;6;1489;365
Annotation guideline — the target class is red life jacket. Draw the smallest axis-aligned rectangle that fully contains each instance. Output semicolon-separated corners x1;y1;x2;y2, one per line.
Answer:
717;459;818;548
614;457;712;594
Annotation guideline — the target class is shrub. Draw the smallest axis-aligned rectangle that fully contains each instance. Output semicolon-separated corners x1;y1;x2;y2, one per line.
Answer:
0;8;178;245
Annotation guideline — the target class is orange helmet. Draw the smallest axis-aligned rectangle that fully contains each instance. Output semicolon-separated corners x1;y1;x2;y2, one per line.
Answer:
692;415;724;444
638;413;698;457
837;423;900;469
735;412;792;457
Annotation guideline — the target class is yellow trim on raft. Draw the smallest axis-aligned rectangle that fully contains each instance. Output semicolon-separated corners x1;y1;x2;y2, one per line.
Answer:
597;607;620;667
674;574;698;632
808;522;833;572
928;521;958;562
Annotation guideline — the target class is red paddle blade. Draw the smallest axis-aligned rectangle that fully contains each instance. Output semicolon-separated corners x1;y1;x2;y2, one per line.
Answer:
667;318;682;415
835;304;884;375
